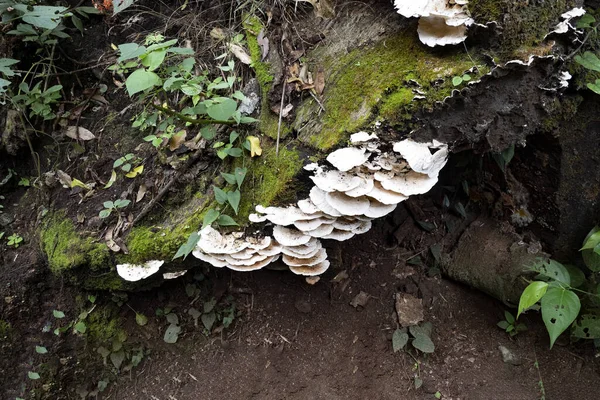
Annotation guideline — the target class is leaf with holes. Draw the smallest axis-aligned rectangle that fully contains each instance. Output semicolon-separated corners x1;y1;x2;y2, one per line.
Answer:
541;287;580;348
533;259;570;286
572;315;600;339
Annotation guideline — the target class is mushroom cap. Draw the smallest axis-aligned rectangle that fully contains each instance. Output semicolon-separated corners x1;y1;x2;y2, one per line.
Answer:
393;139;448;177
116;260;164;282
280;238;322;257
332;218;363;231
354;220;373;235
344;177;375;198
289;260;331;276
304;223;336;238
246;235;272;250
379;170;438;196
363;199;397;219
297;198;321;214
222;252;271;266
254;205;322;226
257;241;283;256
294;216;335;232
192;250;228;267
227;254;280;272
309;187;343;217
325;191;371;216
367;181;408;205
321;229;356;241
282;247;328;267
196;226;250;255
417;16;468;47
350;131;379;143
326;147;370;172
310;169;363;193
273;225;313;247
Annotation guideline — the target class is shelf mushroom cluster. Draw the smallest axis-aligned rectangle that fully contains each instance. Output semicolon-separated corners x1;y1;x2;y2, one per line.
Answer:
191;132;448;276
394;0;474;47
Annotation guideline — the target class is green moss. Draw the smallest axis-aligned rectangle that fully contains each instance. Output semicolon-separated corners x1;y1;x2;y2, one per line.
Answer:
237;143;303;219
379;88;415;122
243;14;292;140
308;32;480;150
40;212;110;274
86;304;125;345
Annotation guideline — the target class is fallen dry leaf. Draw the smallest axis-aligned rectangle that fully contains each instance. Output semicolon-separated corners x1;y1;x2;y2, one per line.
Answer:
104;227;121;252
56;170;72;188
66;126;95;141
257;29;269;61
229;43;252;65
136;184;147;203
246;136;262;157
169;130;187;151
315;67;325;95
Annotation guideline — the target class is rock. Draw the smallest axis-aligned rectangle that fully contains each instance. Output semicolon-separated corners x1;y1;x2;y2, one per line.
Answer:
350;291;370;308
0;213;14;227
395;292;424;327
498;345;522;365
294;298;312;314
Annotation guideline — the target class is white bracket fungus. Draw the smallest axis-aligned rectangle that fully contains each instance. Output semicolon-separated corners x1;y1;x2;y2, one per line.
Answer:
394;0;474;47
117;260;164;282
189;135;449;278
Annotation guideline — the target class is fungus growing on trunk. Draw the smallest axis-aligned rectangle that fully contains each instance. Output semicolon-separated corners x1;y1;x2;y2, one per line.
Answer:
116;260;164;281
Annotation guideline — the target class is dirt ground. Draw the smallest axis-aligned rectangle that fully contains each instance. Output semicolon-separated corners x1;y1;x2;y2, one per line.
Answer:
103;227;600;400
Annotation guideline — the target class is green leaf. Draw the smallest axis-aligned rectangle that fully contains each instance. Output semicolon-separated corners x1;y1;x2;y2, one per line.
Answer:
574;51;600;72
576;14;596;29
114;199;131;208
234;167;247;188
0;58;19;77
226;147;243;157
117;42;146;62
28;371;40;380
35;345;48;354
572;315;600;339
497;321;510;330
587;80;600;95
201;311;216;331
163;324;181;343
53;310;65;319
200;126;216;140
202;208;220;228
462;74;471;81
99;209;112;219
213;186;228;204
221;172;236;185
541;287;580;348
141;50;167;71
74;321;86;333
125;69;161;96
204;299;217;313
113;0;137;14
229;131;239;144
392;329;409;352
217;214;238;226
16;5;68;30
452;76;463;86
206;97;237;121
110;350;125;369
135;313;148;326
504;311;515;324
564;264;585;288
533;259;570;285
411;333;435;353
173;231;200;260
71;14;83;34
517;281;548;318
581;230;600;250
227;190;241;215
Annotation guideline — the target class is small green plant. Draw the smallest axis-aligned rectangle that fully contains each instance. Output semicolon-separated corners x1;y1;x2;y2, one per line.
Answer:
12;81;62;120
99;199;131;219
18;177;30;186
452;73;471;86
497;310;527;337
392;322;435;354
517;227;600;348
7;233;23;248
574;51;600;94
